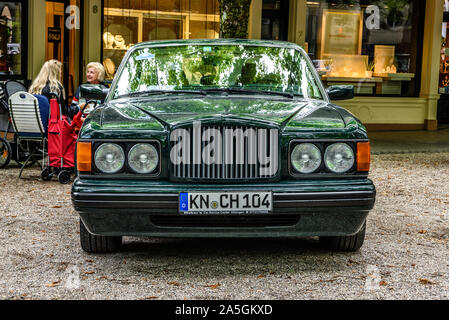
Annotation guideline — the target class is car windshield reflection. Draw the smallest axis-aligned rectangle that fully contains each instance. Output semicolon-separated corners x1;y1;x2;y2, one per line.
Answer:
112;44;323;100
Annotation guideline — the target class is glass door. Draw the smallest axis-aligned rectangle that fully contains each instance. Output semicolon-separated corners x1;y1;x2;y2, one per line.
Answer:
261;0;289;41
45;0;83;103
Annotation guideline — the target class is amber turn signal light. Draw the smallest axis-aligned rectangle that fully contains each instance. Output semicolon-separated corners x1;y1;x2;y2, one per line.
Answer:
77;141;92;172
357;142;370;172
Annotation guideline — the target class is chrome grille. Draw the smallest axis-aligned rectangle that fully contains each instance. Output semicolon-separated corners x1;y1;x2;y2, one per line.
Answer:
170;125;278;180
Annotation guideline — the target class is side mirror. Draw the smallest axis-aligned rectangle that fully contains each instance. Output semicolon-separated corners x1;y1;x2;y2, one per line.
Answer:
326;85;354;101
79;84;109;102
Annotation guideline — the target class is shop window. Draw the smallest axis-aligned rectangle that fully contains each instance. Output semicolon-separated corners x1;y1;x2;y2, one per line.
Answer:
0;1;26;79
103;0;219;79
305;0;424;97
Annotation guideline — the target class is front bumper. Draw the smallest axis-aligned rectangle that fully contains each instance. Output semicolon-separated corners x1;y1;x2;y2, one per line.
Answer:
72;178;375;237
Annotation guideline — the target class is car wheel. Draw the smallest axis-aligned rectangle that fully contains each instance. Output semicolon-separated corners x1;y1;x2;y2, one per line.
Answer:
319;222;366;252
0;137;11;169
79;219;122;253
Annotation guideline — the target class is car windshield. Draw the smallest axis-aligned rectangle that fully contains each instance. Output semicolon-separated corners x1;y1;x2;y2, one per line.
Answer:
112;44;323;100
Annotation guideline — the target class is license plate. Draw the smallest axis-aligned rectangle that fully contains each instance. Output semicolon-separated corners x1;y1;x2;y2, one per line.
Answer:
179;191;272;214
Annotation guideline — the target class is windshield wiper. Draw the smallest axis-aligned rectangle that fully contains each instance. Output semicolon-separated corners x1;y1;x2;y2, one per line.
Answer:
201;87;297;98
117;90;207;99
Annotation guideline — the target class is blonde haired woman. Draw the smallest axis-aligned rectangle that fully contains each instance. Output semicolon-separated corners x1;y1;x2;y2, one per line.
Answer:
29;59;65;103
86;62;105;84
29;59;78;119
72;62;107;104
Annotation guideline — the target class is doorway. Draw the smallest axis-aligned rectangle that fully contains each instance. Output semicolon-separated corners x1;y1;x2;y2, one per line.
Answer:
261;0;289;41
45;0;83;103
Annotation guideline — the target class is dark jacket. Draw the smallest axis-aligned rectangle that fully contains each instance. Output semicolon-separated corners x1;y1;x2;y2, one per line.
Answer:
41;81;79;119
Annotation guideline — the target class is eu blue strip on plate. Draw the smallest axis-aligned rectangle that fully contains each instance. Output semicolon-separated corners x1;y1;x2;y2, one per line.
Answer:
179;192;188;211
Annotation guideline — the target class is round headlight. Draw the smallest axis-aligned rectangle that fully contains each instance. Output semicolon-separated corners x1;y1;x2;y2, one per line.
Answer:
128;143;159;174
324;143;354;173
291;143;321;174
94;143;125;174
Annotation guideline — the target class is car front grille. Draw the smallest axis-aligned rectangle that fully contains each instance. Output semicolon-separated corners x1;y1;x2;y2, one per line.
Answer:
170;125;278;181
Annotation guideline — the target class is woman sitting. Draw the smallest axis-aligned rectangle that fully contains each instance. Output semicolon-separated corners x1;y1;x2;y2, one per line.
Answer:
72;62;108;107
28;59;79;120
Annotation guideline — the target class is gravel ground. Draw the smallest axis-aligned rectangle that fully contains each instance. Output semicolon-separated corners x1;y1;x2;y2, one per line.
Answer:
0;153;448;300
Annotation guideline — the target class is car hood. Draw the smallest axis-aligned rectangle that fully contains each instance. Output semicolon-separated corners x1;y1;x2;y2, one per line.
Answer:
93;96;354;131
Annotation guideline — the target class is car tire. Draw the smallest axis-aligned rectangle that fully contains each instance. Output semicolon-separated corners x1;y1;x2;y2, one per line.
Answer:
79;219;122;253
319;222;366;252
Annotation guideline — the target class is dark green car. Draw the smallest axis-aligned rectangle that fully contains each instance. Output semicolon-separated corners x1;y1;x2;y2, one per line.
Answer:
72;39;375;253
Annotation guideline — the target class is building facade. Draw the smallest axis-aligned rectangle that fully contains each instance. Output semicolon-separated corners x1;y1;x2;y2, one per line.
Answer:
0;0;445;131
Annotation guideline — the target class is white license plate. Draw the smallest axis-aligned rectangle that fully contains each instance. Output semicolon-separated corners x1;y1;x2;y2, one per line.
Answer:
179;191;272;214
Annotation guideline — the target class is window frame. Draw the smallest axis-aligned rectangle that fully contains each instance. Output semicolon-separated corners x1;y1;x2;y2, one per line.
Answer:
0;0;28;81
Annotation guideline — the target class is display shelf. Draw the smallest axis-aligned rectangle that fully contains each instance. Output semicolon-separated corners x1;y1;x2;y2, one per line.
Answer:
321;76;382;83
373;73;415;81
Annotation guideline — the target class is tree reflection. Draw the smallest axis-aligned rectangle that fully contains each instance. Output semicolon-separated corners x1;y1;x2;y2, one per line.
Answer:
114;44;323;100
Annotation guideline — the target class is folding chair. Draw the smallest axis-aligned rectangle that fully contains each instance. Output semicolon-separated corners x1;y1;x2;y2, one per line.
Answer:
8;91;47;178
0;80;28;169
1;80;27;122
0;83;8;115
4;80;27;99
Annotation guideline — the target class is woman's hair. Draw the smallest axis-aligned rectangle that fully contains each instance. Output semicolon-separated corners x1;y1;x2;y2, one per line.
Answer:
28;59;65;99
87;62;106;83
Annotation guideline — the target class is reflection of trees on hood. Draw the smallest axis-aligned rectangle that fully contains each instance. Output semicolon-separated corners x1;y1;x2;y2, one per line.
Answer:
140;98;300;114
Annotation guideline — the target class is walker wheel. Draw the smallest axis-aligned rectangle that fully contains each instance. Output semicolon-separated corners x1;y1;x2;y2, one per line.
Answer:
58;170;71;184
41;168;52;181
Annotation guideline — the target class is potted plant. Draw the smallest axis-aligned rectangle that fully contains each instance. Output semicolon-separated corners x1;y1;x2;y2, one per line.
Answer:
365;60;375;78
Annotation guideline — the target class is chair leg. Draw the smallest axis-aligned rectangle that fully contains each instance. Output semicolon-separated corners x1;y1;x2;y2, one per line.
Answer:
42;139;47;167
18;154;32;179
15;137;47;179
32;145;43;170
35;155;43;170
18;149;42;178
